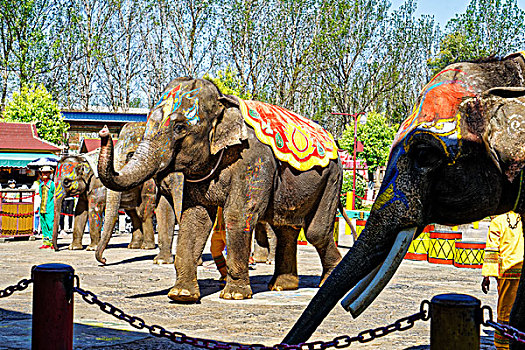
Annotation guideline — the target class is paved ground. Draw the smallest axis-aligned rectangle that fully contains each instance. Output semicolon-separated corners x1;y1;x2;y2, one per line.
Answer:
0;222;499;349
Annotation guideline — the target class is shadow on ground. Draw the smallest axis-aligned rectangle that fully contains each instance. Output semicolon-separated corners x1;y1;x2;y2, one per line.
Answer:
0;308;153;349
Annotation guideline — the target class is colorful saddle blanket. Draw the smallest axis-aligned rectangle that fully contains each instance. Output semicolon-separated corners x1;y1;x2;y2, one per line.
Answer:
239;100;338;171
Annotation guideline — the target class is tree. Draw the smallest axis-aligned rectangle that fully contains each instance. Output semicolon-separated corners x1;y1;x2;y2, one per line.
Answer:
99;0;145;110
2;83;69;145
339;111;398;176
428;0;525;73
204;67;252;99
310;0;437;135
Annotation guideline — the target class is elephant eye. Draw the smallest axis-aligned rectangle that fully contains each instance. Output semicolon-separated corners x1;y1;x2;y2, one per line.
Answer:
174;123;186;134
411;144;442;169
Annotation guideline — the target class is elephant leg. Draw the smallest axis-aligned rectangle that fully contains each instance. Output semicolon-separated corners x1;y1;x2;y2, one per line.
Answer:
253;222;270;263
69;198;88;250
267;223;277;264
141;214;155;249
168;206;214;302
220;211;257;300
127;209;144;249
153;196;175;264
86;202;103;251
304;210;342;286
269;225;300;291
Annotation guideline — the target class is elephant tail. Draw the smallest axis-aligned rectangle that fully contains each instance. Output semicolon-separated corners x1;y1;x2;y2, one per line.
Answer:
338;201;357;239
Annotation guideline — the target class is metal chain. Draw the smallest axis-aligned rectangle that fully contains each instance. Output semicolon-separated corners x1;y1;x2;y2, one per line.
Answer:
0;278;32;298
482;305;525;344
73;277;431;350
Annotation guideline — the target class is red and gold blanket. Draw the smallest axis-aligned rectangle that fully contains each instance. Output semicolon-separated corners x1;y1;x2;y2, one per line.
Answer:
239;100;338;171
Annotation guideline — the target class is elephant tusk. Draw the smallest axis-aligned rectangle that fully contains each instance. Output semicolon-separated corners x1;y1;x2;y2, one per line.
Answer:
339;264;382;308
340;227;417;318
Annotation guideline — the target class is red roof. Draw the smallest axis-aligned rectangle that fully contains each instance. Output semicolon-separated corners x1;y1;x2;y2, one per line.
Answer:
0;122;61;152
79;138;116;153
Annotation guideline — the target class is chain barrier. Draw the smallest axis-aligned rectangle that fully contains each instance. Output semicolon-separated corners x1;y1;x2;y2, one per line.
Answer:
0;278;32;298
4;274;525;348
482;305;525;344
73;276;431;350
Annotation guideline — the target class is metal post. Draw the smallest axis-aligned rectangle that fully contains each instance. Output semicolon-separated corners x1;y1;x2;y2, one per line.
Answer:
430;293;481;350
32;263;74;350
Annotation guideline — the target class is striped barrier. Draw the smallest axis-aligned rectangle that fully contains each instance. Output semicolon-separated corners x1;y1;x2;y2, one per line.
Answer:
453;241;486;269
405;225;435;261
428;230;463;265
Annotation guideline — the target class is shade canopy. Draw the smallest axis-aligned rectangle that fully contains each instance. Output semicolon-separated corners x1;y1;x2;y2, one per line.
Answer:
0;153;59;168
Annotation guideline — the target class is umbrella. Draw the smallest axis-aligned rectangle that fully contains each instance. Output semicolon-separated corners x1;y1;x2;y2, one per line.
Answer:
27;156;59;169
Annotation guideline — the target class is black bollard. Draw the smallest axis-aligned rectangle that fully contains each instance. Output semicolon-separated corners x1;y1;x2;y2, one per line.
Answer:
430;293;481;350
32;263;74;350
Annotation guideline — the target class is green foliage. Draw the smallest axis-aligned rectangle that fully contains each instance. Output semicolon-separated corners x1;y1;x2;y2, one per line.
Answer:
339;112;398;175
340;171;366;210
205;67;253;100
428;0;525;74
3;84;69;145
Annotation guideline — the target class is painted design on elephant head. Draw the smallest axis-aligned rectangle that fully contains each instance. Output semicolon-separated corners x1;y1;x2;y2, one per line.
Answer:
373;69;476;212
154;84;202;126
55;162;80;199
393;68;475;150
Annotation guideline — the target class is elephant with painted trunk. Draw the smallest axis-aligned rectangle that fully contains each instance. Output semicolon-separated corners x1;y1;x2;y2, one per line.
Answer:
52;153;106;251
98;77;353;302
95;122;161;264
284;53;525;348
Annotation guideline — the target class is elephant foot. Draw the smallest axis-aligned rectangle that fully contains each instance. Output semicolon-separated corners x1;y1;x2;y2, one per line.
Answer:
86;244;97;251
68;243;83;250
220;282;252;300
128;241;142;249
153;254;174;264
167;284;200;303
141;242;156;250
269;274;299;291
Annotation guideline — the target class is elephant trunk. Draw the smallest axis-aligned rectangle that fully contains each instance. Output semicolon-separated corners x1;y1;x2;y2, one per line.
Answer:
98;126;162;191
283;206;410;344
95;190;122;264
52;194;65;251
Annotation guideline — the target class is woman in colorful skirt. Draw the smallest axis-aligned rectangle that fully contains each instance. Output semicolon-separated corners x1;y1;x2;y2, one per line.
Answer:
38;166;55;249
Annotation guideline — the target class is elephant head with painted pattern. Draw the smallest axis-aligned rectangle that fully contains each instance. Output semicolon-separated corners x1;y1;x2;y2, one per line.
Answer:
284;53;525;348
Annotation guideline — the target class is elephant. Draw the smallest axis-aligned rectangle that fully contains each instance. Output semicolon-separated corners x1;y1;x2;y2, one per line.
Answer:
253;222;277;264
283;53;525;347
52;153;107;251
95;122;161;264
97;77;353;302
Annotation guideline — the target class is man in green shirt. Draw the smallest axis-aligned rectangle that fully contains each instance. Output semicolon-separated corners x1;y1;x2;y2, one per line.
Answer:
38;166;55;249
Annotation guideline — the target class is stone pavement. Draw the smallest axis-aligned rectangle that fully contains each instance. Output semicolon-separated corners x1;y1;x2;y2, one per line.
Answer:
0;222;499;349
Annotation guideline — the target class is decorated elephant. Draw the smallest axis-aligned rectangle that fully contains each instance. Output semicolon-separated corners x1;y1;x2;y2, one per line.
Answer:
95;122;159;264
98;77;353;302
283;53;525;346
52;153;106;250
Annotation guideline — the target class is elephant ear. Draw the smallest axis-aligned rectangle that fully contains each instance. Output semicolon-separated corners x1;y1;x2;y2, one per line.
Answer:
209;94;249;155
481;87;525;182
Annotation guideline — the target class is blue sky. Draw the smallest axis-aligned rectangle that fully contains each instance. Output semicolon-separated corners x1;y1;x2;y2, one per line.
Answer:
390;0;525;27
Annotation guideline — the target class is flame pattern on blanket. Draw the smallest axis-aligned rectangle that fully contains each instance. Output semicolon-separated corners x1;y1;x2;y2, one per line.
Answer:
240;100;338;171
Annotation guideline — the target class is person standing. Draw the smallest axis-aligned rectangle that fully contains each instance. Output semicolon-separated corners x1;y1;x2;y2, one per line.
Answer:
210;207;227;281
482;211;524;349
38;166;55;249
31;174;41;236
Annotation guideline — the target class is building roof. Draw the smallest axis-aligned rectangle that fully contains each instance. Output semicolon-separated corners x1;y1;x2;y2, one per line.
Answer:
61;110;148;123
0;122;61;152
79;137;116;153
